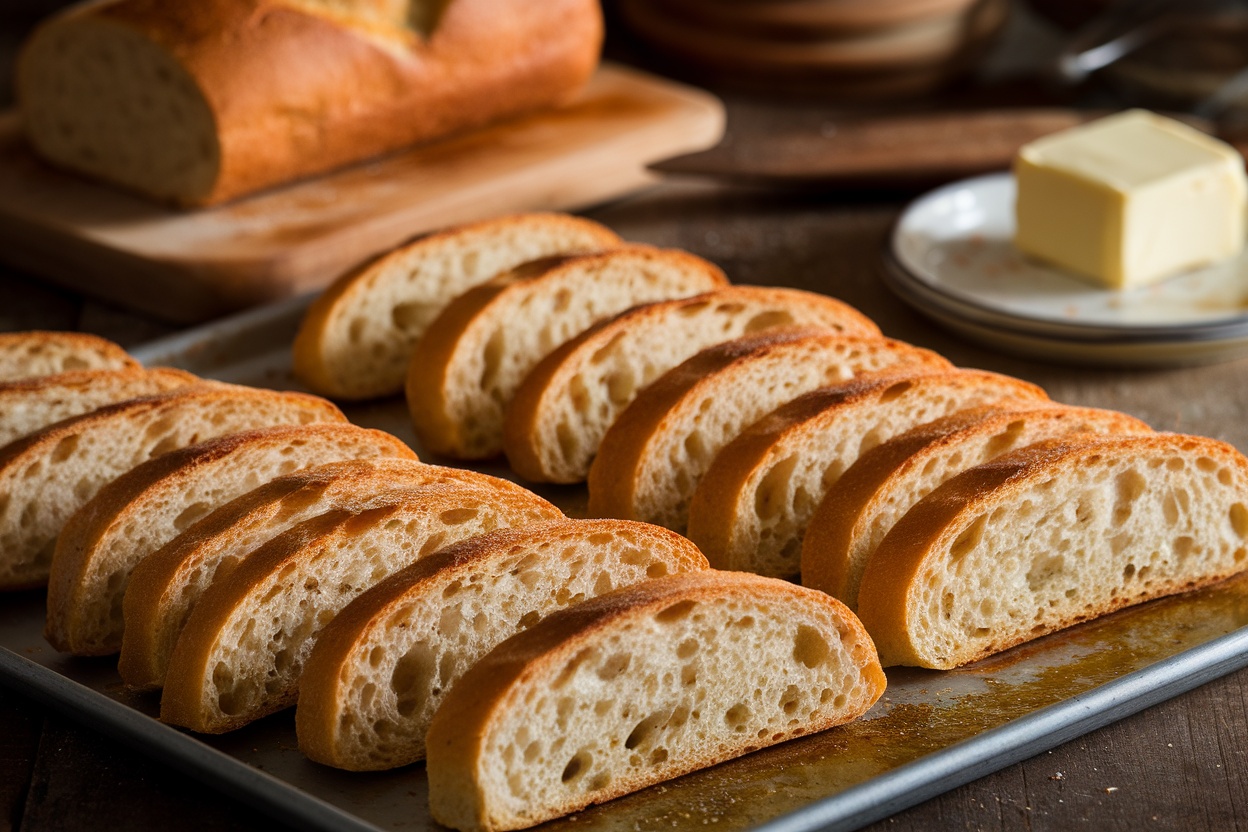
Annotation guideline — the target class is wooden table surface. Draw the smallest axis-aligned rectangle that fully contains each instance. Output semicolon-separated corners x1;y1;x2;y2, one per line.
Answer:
3;4;1248;832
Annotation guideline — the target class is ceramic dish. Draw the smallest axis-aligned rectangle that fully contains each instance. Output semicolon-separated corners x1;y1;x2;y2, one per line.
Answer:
885;172;1248;365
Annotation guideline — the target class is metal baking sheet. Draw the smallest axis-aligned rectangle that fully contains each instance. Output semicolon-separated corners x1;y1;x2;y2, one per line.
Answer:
3;295;1248;832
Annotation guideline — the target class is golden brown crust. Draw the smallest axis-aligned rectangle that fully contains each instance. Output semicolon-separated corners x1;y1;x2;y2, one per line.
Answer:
0;330;139;381
856;433;1248;669
586;329;949;526
296;518;710;769
801;404;1152;606
503;286;881;483
159;480;562;732
292;213;623;400
45;423;412;655
21;0;604;205
425;570;886;832
406;245;727;458
686;369;1050;577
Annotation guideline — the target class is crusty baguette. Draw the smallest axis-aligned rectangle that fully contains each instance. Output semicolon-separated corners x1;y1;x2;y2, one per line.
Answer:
802;405;1153;609
407;245;728;459
586;328;950;532
0;331;138;381
0;385;343;591
19;0;604;205
504;286;881;483
293;214;623;400
425;570;886;832
159;482;563;733
856;433;1248;669
297;518;710;770
120;457;537;691
686;369;1050;580
0;367;199;449
46;423;416;656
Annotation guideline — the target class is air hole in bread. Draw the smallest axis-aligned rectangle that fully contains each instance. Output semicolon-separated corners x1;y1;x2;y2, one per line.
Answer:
593;571;614;595
596;652;631;681
878;381;915;404
392;643;436;718
780;685;802;714
755;454;798;521
950;516;986;562
676;638;699;659
561;749;591;784
743;310;797;332
1220;468;1234;486
1163;493;1181;526
1231;503;1248;538
480;330;506;393
1174;536;1195;561
51;433;79;462
655;599;697;622
725;703;751;731
606;369;636;407
625;707;670;750
793;624;830;668
173;501;212;532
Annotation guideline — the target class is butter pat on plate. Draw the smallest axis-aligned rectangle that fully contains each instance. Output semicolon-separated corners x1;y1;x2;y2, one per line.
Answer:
1014;109;1247;290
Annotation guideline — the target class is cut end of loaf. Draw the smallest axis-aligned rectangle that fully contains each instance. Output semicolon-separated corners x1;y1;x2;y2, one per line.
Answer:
19;15;221;205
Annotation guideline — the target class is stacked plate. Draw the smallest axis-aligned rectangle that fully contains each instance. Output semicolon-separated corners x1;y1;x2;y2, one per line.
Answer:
885;173;1248;366
616;0;1009;97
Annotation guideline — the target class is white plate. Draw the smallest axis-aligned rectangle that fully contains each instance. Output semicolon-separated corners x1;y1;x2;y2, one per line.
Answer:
885;173;1248;365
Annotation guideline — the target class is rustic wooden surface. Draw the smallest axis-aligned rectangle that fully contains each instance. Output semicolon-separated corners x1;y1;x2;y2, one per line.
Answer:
3;3;1248;831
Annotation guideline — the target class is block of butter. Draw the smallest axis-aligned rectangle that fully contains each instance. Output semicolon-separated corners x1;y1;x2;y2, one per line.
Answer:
1014;109;1247;290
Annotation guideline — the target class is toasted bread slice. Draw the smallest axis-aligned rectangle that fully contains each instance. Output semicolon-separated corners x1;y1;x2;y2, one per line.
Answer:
120;458;538;691
297;519;710;770
425;570;886;832
686;370;1050;580
586;328;950;532
0;367;199;449
293;213;623;400
0;386;343;591
0;331;139;381
159;483;563;733
857;433;1248;669
407;245;728;459
802;405;1153;609
46;424;417;656
504;286;881;484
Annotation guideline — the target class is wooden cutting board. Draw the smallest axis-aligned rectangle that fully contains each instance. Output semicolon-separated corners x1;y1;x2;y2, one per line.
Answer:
0;64;724;323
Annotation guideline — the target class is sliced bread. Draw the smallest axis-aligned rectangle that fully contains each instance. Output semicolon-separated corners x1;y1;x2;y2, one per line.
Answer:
586;328;950;532
0;331;139;381
856;433;1248;669
686;370;1050;580
503;286;881;484
407;245;728;459
46;423;417;656
159;482;563;733
802;405;1153;609
0;385;343;591
425;570;886;832
120;458;540;691
293;213;623;400
297;519;711;771
0;367;199;449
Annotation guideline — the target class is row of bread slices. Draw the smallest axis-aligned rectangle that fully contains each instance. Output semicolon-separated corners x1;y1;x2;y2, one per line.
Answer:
292;211;1248;671
0;331;885;832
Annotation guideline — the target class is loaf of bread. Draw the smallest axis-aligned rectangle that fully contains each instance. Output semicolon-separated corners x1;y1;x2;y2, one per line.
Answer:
425;570;886;832
802;405;1153;608
856;433;1248;669
686;369;1050;580
18;0;604;205
587;328;950;532
297;519;710;770
160;482;563;732
294;213;623;400
0;367;199;449
407;245;728;459
120;457;536;691
46;423;416;656
0;331;138;381
0;385;343;591
504;286;881;483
